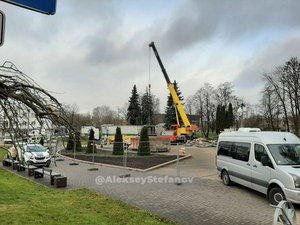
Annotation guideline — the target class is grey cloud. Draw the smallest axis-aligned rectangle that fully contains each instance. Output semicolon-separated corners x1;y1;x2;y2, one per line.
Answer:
233;35;300;90
2;0;300;113
154;0;300;55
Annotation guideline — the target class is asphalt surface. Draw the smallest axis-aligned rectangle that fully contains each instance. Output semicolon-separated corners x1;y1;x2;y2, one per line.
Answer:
2;146;300;225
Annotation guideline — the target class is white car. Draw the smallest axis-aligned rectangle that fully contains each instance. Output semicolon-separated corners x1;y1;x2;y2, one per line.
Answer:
10;143;51;167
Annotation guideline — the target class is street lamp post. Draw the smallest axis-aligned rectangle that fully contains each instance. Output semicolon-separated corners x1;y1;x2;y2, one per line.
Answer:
237;103;246;128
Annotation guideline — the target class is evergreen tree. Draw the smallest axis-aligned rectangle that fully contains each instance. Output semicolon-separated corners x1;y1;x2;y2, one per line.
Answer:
164;80;184;129
138;126;150;156
216;105;221;134
227;103;234;128
112;127;123;155
126;85;141;125
216;103;234;133
141;87;154;125
67;132;82;152
220;105;226;132
87;128;95;153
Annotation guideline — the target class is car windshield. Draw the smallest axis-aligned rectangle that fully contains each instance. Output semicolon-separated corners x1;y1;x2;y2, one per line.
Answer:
267;144;300;165
26;145;46;153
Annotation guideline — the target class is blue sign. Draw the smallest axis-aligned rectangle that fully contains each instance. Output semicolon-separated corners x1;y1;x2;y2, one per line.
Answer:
1;0;57;15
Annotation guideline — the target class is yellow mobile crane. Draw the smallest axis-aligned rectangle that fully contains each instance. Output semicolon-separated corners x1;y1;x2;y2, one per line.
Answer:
149;42;199;142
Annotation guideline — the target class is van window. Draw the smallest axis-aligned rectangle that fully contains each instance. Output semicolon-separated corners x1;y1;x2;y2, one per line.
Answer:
268;144;300;165
254;144;268;162
232;142;250;162
217;142;232;156
218;141;250;162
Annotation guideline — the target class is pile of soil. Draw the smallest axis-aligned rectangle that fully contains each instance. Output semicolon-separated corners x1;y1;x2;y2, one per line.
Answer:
62;153;183;170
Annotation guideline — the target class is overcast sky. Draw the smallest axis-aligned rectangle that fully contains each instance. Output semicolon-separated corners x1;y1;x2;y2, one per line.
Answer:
1;0;300;114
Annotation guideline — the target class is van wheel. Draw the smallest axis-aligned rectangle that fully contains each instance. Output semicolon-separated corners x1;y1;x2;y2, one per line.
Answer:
269;187;285;205
222;170;231;186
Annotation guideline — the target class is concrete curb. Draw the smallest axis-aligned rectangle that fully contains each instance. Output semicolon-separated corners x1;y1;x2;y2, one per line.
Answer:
58;154;192;172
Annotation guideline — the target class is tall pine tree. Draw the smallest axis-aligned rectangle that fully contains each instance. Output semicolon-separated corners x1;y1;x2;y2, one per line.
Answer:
138;126;150;156
215;103;234;133
164;80;184;129
220;105;226;132
141;87;154;125
126;85;141;125
227;103;234;128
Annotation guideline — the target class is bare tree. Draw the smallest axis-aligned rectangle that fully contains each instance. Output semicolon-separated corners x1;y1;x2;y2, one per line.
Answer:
193;83;216;138
243;104;264;129
184;96;194;116
282;57;300;136
215;82;234;107
0;62;76;161
92;105;126;126
261;84;280;130
92;106;102;127
65;103;81;131
262;57;300;135
118;102;129;121
262;67;290;131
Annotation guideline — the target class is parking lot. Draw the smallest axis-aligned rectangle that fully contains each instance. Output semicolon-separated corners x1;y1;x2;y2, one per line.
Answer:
152;145;300;224
2;144;300;224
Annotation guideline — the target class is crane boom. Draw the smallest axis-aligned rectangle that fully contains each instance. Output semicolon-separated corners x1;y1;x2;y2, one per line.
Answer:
149;41;198;131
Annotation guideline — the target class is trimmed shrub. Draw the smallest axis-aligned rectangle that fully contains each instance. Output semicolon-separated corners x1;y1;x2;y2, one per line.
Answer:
138;127;150;156
112;127;123;155
87;129;95;153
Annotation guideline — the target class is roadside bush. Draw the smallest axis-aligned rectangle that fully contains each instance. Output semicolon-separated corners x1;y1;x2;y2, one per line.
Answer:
112;127;123;155
138;127;150;156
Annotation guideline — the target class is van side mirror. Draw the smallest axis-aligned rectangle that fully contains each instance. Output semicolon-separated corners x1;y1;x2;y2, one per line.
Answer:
261;156;268;166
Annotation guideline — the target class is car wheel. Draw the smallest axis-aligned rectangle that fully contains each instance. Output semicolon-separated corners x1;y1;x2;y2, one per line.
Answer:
222;170;231;186
269;187;286;205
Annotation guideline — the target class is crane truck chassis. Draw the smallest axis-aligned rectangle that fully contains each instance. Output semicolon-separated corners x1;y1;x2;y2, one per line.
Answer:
149;42;199;142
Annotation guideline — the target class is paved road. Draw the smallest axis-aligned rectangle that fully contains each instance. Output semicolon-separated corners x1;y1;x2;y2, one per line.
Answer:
2;146;300;224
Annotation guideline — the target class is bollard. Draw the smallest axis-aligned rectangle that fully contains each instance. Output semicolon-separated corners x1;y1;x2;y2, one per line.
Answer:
69;140;79;166
88;140;99;171
119;141;130;178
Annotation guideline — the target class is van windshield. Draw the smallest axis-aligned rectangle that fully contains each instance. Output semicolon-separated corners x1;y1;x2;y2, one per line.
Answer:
268;144;300;165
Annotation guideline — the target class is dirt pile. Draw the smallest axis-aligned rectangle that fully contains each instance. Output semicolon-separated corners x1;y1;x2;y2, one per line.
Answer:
186;138;217;148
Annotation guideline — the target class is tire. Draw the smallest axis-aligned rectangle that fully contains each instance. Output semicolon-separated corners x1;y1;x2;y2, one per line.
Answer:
269;187;286;205
222;170;231;186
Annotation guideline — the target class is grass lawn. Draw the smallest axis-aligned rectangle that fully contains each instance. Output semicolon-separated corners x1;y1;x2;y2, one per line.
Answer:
196;132;218;139
0;148;177;225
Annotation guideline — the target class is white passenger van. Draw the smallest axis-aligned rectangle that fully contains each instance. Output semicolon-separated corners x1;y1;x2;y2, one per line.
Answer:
216;128;300;205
